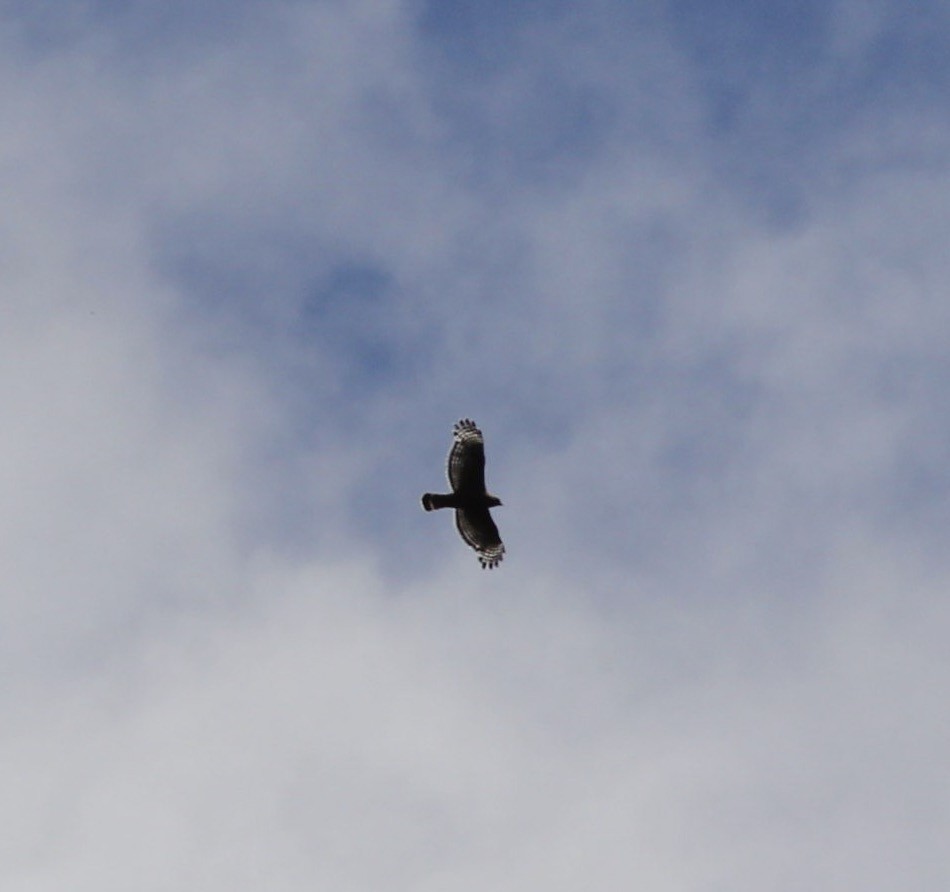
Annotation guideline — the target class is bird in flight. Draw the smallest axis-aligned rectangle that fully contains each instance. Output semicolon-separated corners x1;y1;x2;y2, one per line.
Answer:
422;419;505;568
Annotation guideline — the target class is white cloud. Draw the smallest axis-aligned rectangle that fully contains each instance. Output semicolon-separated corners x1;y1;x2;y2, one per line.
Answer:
6;547;948;889
2;1;950;888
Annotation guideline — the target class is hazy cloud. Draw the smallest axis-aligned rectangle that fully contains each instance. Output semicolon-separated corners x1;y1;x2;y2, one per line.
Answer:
2;1;949;888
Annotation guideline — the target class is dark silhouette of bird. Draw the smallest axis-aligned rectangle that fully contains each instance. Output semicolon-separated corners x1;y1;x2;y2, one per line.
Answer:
422;419;505;568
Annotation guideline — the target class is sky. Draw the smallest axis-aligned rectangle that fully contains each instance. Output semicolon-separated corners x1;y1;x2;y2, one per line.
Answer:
2;0;950;888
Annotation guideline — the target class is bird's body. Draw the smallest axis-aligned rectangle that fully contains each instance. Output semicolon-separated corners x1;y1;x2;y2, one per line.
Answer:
422;419;505;568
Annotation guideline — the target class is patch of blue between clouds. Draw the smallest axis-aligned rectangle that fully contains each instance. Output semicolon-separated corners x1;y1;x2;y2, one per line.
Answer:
419;0;575;72
165;235;418;398
669;0;950;224
418;0;624;191
300;263;405;393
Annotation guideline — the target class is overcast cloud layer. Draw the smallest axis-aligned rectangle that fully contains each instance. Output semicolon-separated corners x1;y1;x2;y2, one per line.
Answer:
3;1;950;888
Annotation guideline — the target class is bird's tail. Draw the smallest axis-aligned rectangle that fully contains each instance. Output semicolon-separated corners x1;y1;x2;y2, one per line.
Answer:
421;493;453;511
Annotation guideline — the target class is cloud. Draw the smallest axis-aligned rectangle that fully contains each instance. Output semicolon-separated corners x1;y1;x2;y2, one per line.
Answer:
2;1;950;888
7;546;947;889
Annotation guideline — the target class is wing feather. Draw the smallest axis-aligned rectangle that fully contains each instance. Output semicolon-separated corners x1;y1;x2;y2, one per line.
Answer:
455;507;505;569
447;418;487;495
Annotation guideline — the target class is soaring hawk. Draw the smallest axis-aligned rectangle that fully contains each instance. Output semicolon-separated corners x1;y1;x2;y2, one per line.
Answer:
422;419;505;569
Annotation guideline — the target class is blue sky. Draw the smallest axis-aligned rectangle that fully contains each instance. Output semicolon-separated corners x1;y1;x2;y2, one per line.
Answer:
3;1;950;888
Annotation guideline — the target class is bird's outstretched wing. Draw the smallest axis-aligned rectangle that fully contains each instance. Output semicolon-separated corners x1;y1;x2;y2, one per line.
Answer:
448;418;487;495
455;507;505;569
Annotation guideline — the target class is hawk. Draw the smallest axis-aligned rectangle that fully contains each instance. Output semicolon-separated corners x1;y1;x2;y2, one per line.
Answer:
422;419;505;569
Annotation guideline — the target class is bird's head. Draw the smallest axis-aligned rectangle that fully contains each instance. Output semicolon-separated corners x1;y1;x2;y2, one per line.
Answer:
487;495;503;508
